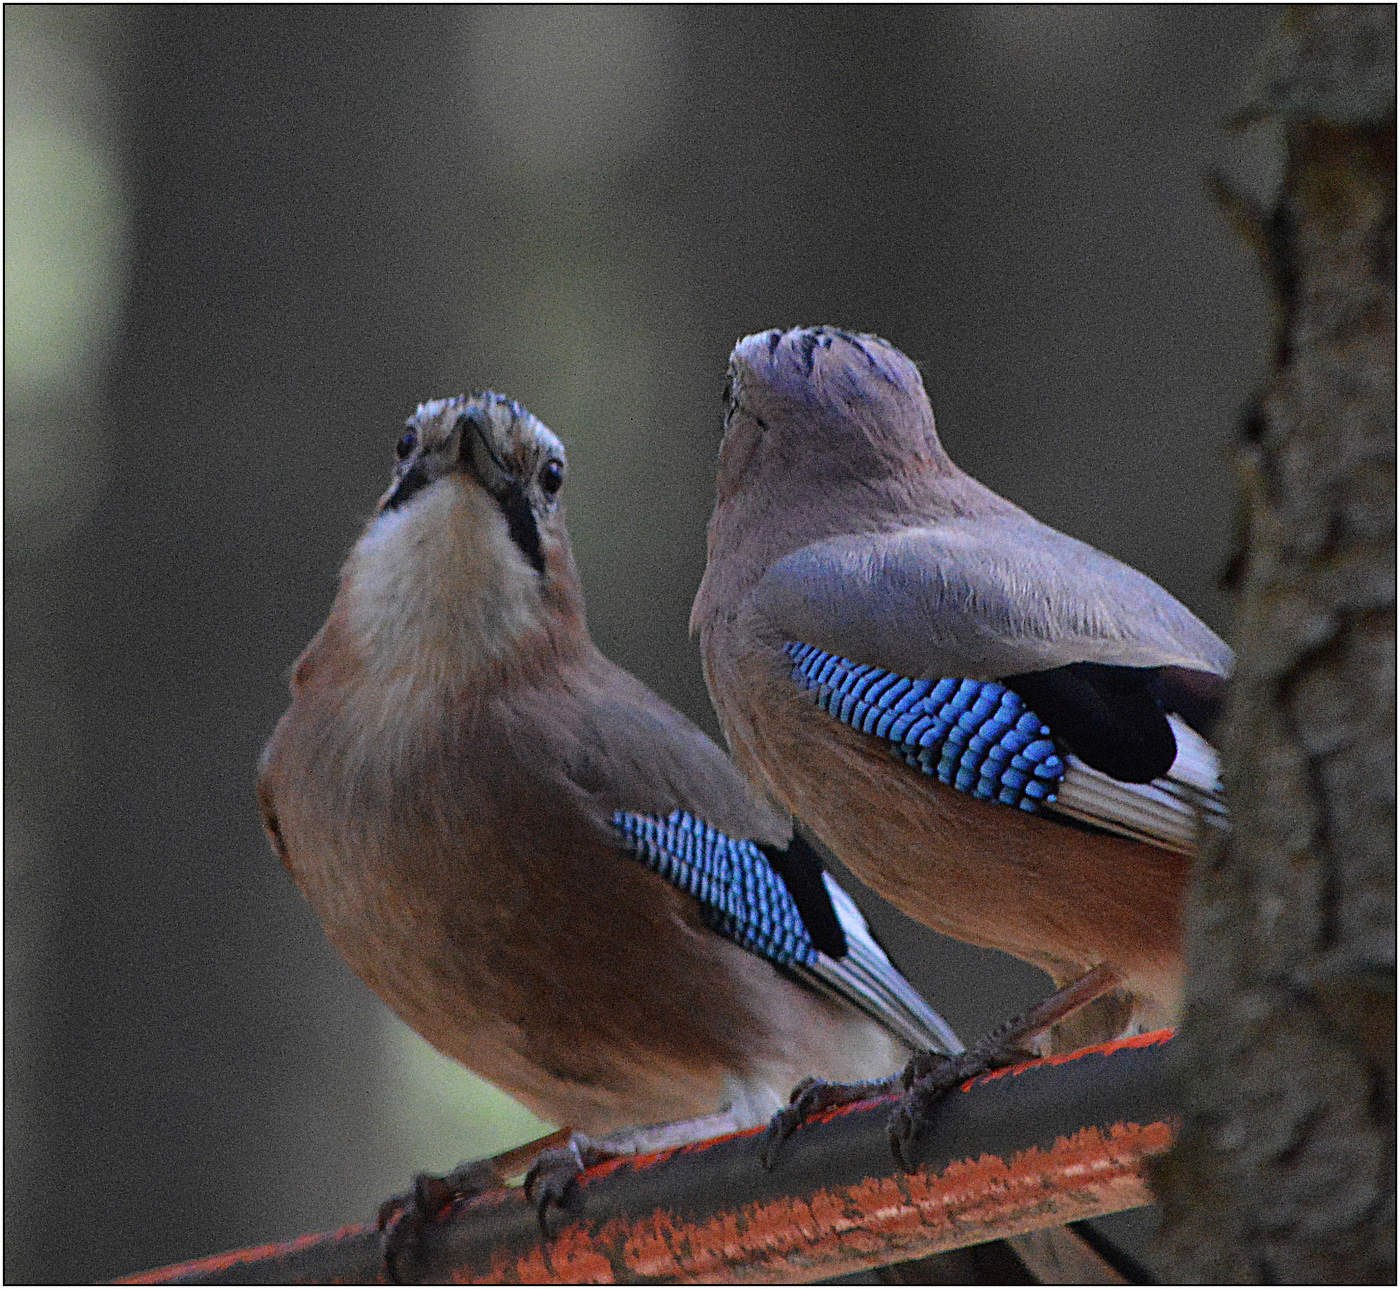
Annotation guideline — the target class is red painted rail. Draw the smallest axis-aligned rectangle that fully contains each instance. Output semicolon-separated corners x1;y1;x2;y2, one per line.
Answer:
120;1030;1178;1284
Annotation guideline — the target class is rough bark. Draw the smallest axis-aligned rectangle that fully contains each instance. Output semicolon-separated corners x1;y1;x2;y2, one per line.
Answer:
1154;6;1396;1282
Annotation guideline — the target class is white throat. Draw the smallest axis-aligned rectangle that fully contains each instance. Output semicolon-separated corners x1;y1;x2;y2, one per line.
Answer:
343;479;545;688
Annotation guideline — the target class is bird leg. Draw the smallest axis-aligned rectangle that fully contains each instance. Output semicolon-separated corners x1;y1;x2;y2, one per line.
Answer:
379;1103;762;1279
758;1072;903;1169
888;964;1123;1169
759;964;1123;1172
377;1126;578;1281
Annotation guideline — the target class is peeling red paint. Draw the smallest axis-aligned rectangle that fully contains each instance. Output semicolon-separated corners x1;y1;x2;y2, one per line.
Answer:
447;1120;1171;1284
118;1035;1177;1285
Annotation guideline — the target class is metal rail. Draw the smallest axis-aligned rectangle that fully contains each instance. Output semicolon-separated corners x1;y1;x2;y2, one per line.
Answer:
120;1030;1178;1285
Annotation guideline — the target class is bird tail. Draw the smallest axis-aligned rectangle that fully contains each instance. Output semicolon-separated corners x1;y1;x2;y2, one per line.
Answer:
803;875;965;1055
1050;715;1227;854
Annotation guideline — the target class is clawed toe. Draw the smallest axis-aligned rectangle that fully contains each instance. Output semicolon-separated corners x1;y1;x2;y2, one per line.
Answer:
375;1128;604;1276
757;1085;819;1172
758;1074;898;1171
886;1041;1040;1169
887;1067;956;1170
377;1161;496;1283
523;1139;593;1237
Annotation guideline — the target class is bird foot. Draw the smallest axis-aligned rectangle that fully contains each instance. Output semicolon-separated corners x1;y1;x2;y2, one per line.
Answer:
887;1042;1034;1170
886;965;1124;1170
377;1158;499;1283
523;1135;618;1237
758;1073;900;1170
375;1126;594;1280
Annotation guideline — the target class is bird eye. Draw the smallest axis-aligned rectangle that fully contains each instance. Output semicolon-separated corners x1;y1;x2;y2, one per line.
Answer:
396;428;417;461
539;459;565;494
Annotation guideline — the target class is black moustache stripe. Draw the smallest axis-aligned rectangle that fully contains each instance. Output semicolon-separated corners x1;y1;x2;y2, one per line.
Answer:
384;461;430;511
498;483;545;575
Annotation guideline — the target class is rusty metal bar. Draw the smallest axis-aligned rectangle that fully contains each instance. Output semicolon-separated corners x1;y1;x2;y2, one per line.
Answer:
119;1030;1178;1285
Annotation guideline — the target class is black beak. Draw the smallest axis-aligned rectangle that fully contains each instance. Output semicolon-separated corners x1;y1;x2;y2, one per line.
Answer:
457;410;509;492
455;410;546;575
448;403;546;573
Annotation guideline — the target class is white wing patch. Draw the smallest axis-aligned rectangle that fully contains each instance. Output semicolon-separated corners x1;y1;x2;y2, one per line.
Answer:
1050;715;1227;854
800;875;964;1055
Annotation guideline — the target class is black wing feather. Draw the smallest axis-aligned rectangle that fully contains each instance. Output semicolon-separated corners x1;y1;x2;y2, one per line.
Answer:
1004;662;1177;783
760;834;847;959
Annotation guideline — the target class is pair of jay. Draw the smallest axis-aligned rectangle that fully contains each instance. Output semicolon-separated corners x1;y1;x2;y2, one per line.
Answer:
258;327;1228;1268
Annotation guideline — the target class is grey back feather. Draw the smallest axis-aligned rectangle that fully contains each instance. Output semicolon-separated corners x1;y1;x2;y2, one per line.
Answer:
756;516;1233;682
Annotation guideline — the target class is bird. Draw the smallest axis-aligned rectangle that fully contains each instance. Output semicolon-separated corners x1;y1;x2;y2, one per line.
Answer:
256;389;971;1275
691;324;1231;1070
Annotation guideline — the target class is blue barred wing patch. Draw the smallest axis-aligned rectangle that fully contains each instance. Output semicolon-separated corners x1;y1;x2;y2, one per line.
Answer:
785;642;1066;811
612;810;817;967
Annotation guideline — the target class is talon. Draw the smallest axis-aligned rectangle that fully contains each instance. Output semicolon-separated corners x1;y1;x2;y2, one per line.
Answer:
376;1193;403;1234
887;1101;916;1171
886;1041;1039;1170
758;1072;900;1171
757;1101;808;1171
377;1175;444;1284
376;1162;495;1282
756;1072;828;1166
523;1140;589;1238
887;1072;951;1169
785;1074;821;1104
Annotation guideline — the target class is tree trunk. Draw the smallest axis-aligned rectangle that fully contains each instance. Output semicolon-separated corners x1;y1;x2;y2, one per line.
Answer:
1154;6;1395;1281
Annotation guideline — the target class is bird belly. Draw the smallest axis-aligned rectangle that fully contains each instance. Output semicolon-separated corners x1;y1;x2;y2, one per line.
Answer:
267;713;912;1136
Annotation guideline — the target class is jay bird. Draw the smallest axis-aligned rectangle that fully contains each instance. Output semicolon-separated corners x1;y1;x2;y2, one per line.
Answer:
257;390;977;1271
692;325;1231;1075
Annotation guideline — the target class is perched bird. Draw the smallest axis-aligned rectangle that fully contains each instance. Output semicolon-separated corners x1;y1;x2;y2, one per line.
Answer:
256;390;966;1268
692;325;1231;1055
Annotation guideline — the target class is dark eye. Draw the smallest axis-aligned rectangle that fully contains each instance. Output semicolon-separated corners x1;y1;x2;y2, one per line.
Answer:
539;459;565;494
395;428;417;461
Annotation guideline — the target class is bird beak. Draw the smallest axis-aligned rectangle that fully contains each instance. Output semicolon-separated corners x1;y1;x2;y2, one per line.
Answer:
458;408;516;501
456;407;548;575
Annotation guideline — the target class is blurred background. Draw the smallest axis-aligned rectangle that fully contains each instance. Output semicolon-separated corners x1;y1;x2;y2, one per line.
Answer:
6;5;1282;1281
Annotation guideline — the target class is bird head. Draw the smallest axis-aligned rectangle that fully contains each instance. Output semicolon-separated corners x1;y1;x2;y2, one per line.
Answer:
338;391;584;684
379;390;569;576
693;326;959;627
717;325;949;503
